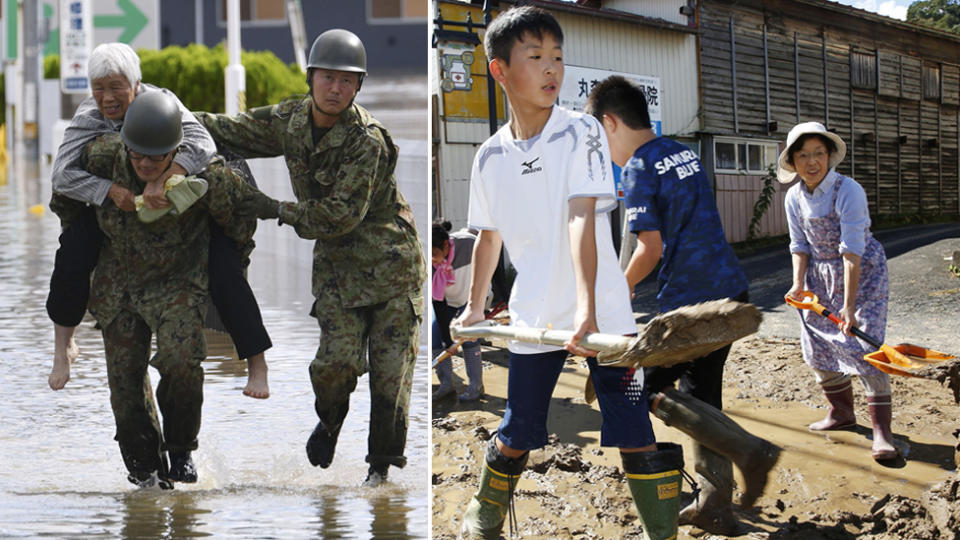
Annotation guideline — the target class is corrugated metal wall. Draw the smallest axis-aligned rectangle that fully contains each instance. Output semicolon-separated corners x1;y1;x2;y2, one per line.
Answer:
436;123;487;230
716;173;790;243
554;11;699;137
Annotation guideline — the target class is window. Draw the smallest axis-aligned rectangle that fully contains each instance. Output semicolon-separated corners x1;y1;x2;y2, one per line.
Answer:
368;0;427;24
714;138;778;174
850;51;876;90
716;142;737;170
218;0;286;25
923;63;941;100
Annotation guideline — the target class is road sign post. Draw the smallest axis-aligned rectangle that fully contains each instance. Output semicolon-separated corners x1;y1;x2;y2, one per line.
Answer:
59;0;92;93
224;0;244;115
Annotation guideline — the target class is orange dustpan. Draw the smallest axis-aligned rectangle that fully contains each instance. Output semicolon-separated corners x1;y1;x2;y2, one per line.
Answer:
784;291;955;377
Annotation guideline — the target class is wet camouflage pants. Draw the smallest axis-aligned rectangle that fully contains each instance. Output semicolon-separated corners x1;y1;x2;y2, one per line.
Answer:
310;290;423;469
102;305;205;476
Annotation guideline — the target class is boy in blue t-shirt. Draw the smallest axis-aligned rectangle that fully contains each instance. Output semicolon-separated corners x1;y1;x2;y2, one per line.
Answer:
586;75;780;534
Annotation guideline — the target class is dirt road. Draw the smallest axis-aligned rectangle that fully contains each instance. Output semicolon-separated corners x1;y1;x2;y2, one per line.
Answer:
432;223;960;539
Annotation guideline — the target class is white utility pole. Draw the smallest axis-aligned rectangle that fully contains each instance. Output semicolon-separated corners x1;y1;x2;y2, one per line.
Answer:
286;0;306;73
224;0;244;115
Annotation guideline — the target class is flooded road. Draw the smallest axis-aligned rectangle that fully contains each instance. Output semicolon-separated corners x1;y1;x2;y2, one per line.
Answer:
0;75;429;538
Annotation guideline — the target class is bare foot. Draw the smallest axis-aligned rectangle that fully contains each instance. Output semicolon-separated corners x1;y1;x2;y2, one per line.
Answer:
49;339;78;390
243;353;270;399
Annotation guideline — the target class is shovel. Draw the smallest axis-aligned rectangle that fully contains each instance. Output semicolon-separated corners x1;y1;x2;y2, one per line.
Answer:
784;291;955;378
431;302;507;368
450;298;762;369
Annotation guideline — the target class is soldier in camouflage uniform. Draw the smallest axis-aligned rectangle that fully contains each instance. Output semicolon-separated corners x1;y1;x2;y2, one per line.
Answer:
61;90;260;488
195;29;425;486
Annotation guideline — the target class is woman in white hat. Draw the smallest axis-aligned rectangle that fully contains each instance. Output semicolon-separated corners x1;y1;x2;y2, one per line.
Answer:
781;122;897;461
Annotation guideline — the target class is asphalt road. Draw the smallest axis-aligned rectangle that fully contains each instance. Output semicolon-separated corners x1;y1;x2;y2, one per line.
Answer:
631;222;960;354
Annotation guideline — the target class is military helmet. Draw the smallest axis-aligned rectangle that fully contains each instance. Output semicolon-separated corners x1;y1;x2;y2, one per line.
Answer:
307;29;367;74
120;90;183;156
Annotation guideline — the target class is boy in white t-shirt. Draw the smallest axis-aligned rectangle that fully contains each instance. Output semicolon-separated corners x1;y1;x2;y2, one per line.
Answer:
452;6;683;539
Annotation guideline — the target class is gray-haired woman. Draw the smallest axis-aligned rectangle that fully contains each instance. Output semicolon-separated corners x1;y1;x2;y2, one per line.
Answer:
46;42;272;400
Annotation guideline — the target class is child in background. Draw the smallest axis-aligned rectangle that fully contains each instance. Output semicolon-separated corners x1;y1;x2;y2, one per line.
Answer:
432;220;484;401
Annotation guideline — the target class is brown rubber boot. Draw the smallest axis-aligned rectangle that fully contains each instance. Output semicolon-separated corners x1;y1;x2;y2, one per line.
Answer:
809;380;857;431
651;389;780;509
867;395;899;460
678;444;738;535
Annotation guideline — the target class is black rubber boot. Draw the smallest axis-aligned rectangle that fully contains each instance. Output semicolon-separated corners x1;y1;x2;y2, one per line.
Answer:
168;451;198;483
307;401;349;468
678;444;738;535
651;389;780;509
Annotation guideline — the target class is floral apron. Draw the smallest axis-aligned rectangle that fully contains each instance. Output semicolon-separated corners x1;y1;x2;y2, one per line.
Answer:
798;176;889;376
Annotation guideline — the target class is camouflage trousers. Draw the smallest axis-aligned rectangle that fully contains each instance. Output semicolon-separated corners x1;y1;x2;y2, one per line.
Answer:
310;289;423;469
102;305;205;477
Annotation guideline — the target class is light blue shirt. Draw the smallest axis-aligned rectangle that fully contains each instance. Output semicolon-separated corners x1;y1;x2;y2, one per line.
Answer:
786;170;872;257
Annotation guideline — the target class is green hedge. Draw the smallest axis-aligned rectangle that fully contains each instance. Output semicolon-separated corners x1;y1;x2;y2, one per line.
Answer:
43;43;306;113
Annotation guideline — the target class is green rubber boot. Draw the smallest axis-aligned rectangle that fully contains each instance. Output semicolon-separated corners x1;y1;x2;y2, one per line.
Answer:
459;438;528;540
622;442;685;540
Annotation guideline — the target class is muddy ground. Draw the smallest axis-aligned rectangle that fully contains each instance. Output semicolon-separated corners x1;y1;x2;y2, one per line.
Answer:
432;228;960;539
432;338;959;539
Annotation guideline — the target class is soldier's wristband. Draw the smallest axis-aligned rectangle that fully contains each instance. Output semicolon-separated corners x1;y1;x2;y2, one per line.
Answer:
277;202;285;226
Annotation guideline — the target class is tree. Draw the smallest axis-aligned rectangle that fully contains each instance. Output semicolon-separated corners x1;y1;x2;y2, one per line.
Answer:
906;0;960;34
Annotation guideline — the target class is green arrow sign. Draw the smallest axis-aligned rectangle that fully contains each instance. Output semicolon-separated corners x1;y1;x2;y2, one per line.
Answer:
44;0;148;56
94;0;147;42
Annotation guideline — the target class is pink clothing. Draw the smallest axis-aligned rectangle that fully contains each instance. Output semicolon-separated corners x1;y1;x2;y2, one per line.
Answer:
432;239;455;301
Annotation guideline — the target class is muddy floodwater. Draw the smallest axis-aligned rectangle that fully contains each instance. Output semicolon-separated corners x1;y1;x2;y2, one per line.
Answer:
0;75;429;538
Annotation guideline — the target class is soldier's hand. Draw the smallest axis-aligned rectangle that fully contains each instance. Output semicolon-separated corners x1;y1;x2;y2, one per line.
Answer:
142;179;171;209
107;183;136;212
236;189;281;220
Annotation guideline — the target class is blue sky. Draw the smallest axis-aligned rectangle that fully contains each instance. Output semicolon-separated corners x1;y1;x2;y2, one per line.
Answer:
831;0;912;20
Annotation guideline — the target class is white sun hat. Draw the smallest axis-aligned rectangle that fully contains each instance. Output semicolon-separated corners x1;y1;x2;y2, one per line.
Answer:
777;121;847;183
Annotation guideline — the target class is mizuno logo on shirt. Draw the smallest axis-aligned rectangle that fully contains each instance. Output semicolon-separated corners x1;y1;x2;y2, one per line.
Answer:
521;157;542;175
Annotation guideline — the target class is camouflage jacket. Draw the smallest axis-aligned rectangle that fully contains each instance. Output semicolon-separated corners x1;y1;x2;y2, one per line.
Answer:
78;133;257;329
195;96;425;309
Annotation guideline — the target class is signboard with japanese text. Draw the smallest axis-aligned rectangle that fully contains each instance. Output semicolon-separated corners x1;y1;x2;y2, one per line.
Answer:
559;65;662;136
47;0;159;56
436;2;505;123
59;0;93;93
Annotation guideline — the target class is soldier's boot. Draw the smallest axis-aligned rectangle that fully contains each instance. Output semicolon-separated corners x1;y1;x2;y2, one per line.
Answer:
622;442;685;540
362;463;390;487
458;344;484;402
433;353;455;401
168;451;198;483
127;471;174;490
651;389;780;508
678;444;738;535
306;401;349;468
459;438;528;540
867;395;899;461
117;423;172;490
809;380;857;431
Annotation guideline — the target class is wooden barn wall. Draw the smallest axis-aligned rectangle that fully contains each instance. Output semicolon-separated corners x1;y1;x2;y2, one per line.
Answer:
702;0;960;238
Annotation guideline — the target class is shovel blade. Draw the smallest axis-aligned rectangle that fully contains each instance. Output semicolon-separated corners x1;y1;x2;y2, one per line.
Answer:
864;343;956;378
